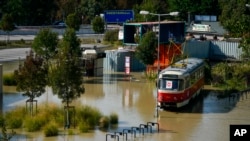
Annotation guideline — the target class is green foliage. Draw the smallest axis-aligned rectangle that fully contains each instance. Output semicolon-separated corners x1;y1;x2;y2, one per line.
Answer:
139;0;168;21
211;62;250;91
3;73;17;86
77;0;101;23
135;31;157;65
168;0;221;21
78;121;90;133
99;116;110;130
143;71;157;81
103;29;119;43
2;104;118;135
44;122;59;137
5;107;26;129
50;28;85;106
0;41;7;46
109;113;118;124
14;50;47;106
24;116;47;132
15;39;25;44
61;28;82;56
0;13;15;32
0;116;16;141
32;28;58;61
66;13;81;31
219;0;250;38
92;16;105;34
76;106;102;129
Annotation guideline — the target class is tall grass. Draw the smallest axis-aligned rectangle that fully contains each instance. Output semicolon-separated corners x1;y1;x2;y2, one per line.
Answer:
5;107;26;128
3;104;119;135
76;106;103;130
44;122;59;137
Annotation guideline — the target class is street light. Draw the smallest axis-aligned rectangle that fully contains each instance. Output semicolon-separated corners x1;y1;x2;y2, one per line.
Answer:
139;10;179;118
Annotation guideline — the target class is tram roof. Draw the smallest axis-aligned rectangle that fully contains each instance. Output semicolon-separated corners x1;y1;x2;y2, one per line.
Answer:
160;58;204;76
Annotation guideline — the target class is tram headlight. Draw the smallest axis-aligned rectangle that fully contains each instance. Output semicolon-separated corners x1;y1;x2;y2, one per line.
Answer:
158;102;161;106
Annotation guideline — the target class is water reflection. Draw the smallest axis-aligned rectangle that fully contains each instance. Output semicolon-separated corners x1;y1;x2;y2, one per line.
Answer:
1;61;250;141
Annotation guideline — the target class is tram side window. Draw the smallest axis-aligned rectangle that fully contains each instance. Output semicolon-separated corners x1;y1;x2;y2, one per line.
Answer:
185;77;190;88
179;79;184;91
190;73;196;85
200;68;204;77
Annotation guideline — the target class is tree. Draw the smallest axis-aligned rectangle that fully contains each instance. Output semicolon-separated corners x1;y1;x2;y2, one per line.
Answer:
92;16;105;34
0;13;15;43
32;28;59;63
65;13;81;31
77;0;101;24
14;50;47;116
50;28;84;128
219;0;250;37
135;31;157;65
219;0;250;59
168;0;221;21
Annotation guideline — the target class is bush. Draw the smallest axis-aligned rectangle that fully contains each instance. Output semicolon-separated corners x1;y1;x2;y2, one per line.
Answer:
24;116;47;132
5;107;26;128
0;41;7;46
44;122;58;137
103;29;119;43
78;121;90;133
109;113;118;124
3;73;17;86
68;129;74;135
99;116;109;130
76;106;102;129
15;39;26;44
6;118;22;129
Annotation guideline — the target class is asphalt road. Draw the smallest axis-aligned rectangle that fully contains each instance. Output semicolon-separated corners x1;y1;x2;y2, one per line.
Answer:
0;48;31;62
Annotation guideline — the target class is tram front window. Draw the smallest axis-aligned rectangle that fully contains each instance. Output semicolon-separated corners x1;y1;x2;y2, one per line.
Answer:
159;79;184;91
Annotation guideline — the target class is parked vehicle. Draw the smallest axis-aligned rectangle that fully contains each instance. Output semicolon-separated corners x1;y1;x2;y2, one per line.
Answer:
52;21;66;28
157;58;205;108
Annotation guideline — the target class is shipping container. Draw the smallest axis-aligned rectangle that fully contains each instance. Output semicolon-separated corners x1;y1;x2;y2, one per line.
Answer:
183;40;210;59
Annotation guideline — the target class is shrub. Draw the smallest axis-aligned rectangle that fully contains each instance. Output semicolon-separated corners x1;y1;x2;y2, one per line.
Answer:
44;122;58;137
24;116;46;132
76;106;102;129
109;113;118;124
3;73;17;86
5;107;26;128
13;39;26;44
0;41;7;46
103;29;119;43
6;118;22;129
78;121;90;133
99;116;109;130
68;129;74;135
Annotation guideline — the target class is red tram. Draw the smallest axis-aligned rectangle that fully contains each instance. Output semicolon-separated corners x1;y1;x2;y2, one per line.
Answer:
157;58;205;108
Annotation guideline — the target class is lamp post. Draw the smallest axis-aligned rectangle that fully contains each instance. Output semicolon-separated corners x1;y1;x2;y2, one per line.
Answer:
139;10;179;118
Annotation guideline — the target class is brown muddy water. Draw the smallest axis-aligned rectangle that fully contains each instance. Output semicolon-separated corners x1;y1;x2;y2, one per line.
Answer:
1;61;250;141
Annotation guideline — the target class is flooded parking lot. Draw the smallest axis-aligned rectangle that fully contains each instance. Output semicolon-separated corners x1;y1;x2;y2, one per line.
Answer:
1;62;250;141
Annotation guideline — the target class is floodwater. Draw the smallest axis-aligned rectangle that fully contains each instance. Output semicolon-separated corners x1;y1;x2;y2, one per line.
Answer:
1;61;250;141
